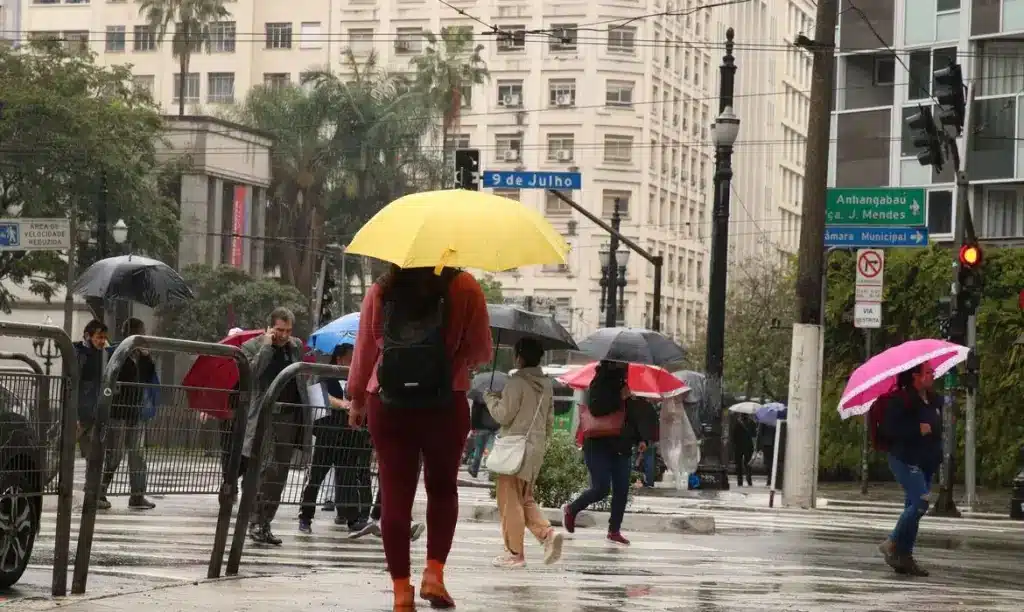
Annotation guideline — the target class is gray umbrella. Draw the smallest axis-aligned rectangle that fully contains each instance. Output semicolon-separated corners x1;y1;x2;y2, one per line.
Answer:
469;370;509;403
486;304;578;351
72;255;194;307
576;327;685;366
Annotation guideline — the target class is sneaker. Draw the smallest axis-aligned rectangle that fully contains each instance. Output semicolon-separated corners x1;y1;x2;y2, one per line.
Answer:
249;522;283;546
262;523;282;546
492;553;526;568
607;531;631;546
543;531;564;565
298;518;312;534
562;505;576;534
348;521;382;540
128;495;155;510
348;518;369;533
900;555;929;577
96;496;112;510
878;539;907;573
322;501;336;512
410;521;425;542
334;515;348;527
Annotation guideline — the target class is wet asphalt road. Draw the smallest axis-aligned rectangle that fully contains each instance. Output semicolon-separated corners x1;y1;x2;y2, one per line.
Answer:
8;501;1024;611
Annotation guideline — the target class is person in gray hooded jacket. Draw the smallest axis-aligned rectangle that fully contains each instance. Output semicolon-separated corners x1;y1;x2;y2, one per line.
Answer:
240;307;311;546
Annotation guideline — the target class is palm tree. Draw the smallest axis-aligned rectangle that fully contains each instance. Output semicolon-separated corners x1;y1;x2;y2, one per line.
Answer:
138;0;230;117
409;27;489;159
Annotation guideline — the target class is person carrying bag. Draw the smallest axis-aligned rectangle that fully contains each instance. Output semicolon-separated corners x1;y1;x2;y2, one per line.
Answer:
484;338;565;569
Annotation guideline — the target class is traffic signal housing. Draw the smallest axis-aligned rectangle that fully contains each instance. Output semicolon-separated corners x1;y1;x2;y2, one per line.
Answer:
454;148;480;190
957;242;983;317
906;106;944;172
934;62;966;135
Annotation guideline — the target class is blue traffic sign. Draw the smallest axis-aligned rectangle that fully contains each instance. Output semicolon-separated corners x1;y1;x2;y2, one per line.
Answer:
824;225;929;248
483;170;582;190
0;223;20;248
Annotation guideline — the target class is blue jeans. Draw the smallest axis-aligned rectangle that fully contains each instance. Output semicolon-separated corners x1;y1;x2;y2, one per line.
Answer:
635;445;656;487
888;455;931;555
469;430;494;476
568;444;632;533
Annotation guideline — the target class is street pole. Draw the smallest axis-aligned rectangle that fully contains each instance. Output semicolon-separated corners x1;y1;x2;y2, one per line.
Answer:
965;314;977;509
604;199;622;328
782;0;838;509
94;172;108;325
338;246;347;314
694;28;738;490
63;209;77;336
860;328;872;495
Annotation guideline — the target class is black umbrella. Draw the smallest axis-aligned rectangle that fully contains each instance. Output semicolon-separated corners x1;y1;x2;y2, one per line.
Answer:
469;370;509;403
72;255;194;307
486;304;578;351
576;327;685;366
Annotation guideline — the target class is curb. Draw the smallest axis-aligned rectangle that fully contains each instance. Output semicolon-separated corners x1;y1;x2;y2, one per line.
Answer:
455;502;717;535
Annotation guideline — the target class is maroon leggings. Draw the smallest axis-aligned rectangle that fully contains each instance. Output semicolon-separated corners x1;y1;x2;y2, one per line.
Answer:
367;391;470;580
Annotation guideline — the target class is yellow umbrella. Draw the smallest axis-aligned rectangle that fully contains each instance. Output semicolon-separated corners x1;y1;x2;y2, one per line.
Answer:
346;189;570;271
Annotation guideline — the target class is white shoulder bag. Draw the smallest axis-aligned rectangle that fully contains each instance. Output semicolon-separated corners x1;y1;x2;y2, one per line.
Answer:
485;390;547;476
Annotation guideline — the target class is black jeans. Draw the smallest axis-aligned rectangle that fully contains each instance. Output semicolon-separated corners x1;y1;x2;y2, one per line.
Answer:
335;427;374;523
734;448;753;486
300;422;347;520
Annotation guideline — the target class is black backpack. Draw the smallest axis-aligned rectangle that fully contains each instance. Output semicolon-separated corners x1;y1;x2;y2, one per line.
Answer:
376;275;454;409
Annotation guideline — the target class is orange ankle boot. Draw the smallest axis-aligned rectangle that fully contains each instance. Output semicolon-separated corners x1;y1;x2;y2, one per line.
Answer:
393;579;416;611
420;560;455;609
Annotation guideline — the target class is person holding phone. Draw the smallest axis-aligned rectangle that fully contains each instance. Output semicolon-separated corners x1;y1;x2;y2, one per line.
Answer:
75;320;108;461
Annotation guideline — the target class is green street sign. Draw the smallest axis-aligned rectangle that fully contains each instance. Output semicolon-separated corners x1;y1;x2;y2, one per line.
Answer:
826;187;926;226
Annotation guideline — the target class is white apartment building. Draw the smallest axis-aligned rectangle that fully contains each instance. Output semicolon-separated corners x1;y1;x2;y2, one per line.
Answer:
711;0;814;268
19;0;728;343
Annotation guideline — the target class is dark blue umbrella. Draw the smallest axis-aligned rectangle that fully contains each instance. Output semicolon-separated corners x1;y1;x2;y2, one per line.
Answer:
576;327;685;366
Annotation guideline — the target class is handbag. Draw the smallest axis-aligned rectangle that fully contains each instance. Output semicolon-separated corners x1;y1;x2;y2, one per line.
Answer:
579;402;626;438
485;390;548;476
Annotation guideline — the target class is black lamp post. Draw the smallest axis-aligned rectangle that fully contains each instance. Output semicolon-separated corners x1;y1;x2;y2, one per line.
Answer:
599;245;631;327
32;316;60;376
694;28;740;491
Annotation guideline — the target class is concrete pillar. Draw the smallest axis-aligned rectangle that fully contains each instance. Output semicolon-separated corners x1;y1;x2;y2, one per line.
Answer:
177;175;209;268
208;178;224;267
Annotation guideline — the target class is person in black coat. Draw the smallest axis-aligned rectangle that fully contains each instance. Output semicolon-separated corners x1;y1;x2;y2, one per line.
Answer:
730;414;755;487
467;398;500;478
74;319;108;461
98;318;156;511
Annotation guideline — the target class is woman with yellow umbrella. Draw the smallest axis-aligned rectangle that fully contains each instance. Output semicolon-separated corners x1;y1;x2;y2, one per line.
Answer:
345;189;569;611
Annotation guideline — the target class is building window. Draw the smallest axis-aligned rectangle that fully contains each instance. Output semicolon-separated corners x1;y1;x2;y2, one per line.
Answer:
607;26;636;54
927;190;953;235
980;188;1019;238
495;134;523;163
496;25;526;53
545;191;572;216
460;86;473;109
603;135;634;163
208;21;236;53
602;190;631;217
265;22;292;49
548;24;577;52
605;80;635;108
497;80;524;107
105;25;126;52
263;73;290;89
548;79;576;107
615;299;629;327
873;56;895;86
445;133;471;150
395;27;423;54
132;74;155;96
553;298;572;327
492;188;521;201
348;28;374;55
908;47;956;101
173;72;200;103
63;31;89;53
207;72;235;103
546;134;575;162
300;21;322;49
133;25;157;51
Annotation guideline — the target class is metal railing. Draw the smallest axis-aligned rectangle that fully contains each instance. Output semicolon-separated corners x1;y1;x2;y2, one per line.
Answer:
227;361;349;576
0;322;78;597
71;335;253;595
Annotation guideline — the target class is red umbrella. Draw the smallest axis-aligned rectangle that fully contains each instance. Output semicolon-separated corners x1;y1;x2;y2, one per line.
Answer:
558;362;688;400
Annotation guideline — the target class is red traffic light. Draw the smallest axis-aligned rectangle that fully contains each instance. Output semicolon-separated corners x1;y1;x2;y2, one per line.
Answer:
959;244;981;267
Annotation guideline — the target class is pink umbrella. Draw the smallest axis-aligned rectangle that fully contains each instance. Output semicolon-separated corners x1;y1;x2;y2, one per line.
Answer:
558;362;688;399
838;338;969;420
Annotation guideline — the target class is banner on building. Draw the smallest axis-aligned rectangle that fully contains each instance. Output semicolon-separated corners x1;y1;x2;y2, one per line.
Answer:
231;185;248;267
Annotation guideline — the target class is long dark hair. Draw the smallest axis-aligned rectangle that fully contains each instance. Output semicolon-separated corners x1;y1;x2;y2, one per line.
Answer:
377;264;462;317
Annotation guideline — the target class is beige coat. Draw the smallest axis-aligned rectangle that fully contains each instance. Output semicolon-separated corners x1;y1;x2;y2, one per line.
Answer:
485;366;554;484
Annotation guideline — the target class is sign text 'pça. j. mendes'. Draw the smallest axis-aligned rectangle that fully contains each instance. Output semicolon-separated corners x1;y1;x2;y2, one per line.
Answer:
823;226;928;248
484;170;583;190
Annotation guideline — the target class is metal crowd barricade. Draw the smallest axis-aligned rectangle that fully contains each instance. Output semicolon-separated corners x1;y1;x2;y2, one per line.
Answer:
0;322;78;597
228;361;354;576
71;335;253;595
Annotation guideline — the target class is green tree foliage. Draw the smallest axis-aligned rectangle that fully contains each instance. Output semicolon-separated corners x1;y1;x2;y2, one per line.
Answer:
138;0;231;117
476;274;503;303
156;264;309;341
819;246;1024;485
0;41;181;312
